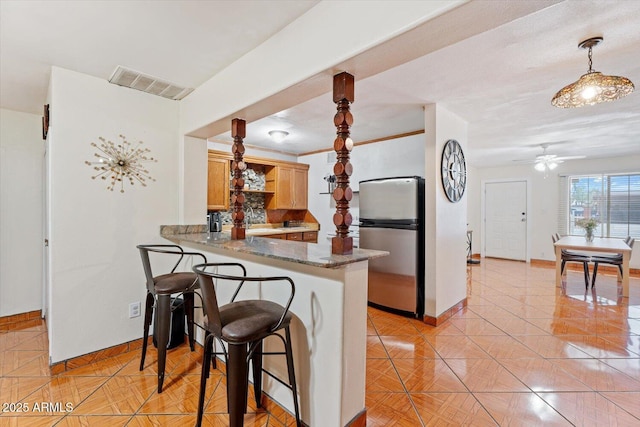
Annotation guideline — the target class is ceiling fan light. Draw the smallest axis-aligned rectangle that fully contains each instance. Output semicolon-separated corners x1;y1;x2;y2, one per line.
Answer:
551;37;634;108
547;161;559;170
535;162;546;172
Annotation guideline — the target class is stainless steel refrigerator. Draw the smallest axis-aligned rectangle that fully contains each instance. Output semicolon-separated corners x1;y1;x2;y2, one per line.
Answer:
359;176;425;318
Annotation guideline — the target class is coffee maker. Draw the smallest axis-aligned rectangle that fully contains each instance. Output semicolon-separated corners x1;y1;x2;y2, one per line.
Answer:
207;212;222;232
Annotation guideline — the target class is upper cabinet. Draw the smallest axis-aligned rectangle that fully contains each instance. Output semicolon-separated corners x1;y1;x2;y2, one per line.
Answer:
292;167;308;209
267;165;308;210
207;153;230;211
207;150;308;211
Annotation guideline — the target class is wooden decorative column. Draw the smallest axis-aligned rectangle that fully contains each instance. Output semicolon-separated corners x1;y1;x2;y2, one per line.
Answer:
230;118;246;240
332;72;355;255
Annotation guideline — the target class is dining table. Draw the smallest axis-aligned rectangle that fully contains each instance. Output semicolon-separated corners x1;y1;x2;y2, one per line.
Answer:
554;236;632;297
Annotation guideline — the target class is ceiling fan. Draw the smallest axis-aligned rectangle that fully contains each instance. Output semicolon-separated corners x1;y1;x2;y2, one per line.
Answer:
515;144;585;172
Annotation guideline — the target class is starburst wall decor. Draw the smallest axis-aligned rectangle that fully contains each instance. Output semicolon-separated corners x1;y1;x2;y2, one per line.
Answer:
85;134;156;193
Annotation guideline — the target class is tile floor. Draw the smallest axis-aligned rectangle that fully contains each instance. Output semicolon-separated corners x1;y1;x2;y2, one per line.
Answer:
1;258;639;426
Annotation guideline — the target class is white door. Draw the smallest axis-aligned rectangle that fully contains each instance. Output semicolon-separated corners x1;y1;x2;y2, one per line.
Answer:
485;181;527;260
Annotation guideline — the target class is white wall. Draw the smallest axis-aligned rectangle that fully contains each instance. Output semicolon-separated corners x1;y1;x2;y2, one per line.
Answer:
0;109;44;317
424;104;468;318
47;67;180;363
470;155;640;268
181;136;208;224
300;133;426;242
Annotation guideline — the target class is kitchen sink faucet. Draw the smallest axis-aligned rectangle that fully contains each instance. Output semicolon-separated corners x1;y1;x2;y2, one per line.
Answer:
245;205;254;229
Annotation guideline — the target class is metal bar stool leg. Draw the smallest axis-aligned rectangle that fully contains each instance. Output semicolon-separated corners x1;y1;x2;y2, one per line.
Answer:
284;326;302;427
203;331;217;374
183;291;196;351
196;334;214;427
155;294;171;393
227;343;249;427
251;340;263;408
139;292;154;371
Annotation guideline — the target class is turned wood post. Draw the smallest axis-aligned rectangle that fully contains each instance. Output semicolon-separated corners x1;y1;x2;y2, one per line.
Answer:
332;72;355;255
230;118;246;240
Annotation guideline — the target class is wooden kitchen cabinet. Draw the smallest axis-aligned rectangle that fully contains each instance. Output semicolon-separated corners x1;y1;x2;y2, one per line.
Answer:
267;234;286;240
292;168;308;209
303;231;318;242
207;149;308;211
268;165;308;210
207;154;230;211
262;231;317;243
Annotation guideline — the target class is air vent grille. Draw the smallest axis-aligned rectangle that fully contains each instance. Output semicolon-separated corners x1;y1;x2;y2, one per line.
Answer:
108;66;193;100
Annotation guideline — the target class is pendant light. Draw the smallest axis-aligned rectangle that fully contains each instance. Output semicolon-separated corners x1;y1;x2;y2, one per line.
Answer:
551;37;634;108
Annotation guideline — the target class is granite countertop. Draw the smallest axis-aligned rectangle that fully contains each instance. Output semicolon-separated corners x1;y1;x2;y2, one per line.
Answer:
160;225;388;269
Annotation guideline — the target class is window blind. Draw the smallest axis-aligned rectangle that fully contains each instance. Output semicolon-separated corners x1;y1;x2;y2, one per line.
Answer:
559;172;640;238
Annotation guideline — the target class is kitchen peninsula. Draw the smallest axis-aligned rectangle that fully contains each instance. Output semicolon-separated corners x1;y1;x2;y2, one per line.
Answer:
160;225;388;427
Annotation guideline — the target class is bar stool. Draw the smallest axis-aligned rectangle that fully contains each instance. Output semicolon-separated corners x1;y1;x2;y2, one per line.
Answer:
193;262;301;427
137;244;207;393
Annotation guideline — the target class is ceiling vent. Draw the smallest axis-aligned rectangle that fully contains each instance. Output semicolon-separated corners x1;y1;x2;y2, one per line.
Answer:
108;66;193;100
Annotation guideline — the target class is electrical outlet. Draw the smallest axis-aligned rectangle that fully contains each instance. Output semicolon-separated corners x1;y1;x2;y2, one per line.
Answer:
129;302;141;318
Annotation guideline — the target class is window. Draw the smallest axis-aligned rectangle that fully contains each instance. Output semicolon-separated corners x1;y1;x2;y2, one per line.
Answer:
560;173;640;238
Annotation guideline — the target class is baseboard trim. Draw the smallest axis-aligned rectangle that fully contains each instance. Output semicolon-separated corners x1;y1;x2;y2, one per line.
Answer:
0;309;42;328
50;336;146;375
422;298;467;326
345;408;367;427
530;259;555;268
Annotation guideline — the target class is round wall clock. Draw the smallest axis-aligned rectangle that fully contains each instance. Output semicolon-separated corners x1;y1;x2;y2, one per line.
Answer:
441;139;466;203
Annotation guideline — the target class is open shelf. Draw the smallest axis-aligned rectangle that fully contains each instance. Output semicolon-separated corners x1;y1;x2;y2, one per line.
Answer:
229;189;274;194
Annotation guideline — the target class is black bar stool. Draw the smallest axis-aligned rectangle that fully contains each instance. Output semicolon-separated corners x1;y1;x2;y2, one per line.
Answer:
193;262;301;427
136;244;206;393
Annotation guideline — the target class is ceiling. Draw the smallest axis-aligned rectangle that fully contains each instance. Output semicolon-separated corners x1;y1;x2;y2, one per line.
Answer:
2;0;639;168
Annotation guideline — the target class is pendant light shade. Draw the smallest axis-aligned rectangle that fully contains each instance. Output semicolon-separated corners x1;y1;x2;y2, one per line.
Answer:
551;37;634;108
